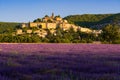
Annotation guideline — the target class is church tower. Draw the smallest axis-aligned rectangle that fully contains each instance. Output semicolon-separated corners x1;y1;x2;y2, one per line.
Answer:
51;12;54;18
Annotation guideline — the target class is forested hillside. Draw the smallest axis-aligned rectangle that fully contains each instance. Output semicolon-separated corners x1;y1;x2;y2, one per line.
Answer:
0;22;19;33
98;13;120;24
64;13;120;29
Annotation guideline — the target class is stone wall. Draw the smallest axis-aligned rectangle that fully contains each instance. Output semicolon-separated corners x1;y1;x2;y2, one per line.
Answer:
21;22;93;33
29;23;38;27
47;23;57;29
26;30;32;34
60;23;72;30
16;29;23;35
38;23;47;29
80;27;92;33
21;23;29;28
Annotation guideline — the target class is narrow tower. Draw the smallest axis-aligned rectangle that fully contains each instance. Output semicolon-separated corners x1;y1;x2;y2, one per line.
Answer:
51;12;54;18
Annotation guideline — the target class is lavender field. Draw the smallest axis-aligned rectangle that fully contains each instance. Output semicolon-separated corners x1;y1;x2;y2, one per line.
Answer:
0;43;120;80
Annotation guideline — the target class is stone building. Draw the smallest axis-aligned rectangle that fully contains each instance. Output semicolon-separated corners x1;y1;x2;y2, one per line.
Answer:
92;30;102;36
29;22;47;29
19;13;96;37
21;23;29;28
34;29;47;38
79;27;92;33
47;23;58;29
26;30;32;34
21;13;65;30
16;29;23;35
60;23;72;31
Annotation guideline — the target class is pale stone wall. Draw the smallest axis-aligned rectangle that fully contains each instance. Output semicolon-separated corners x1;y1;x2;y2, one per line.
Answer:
26;30;32;34
59;23;63;29
63;20;68;23
61;23;72;31
16;29;23;35
29;22;47;29
21;23;26;28
36;30;47;38
56;17;62;21
71;25;78;32
42;30;47;35
50;29;56;34
37;23;47;29
92;30;102;36
21;23;29;28
47;23;57;29
29;23;38;27
80;27;92;33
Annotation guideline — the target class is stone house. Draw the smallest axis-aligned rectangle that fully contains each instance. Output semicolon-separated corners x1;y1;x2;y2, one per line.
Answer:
16;29;23;35
36;30;47;38
21;23;29;28
92;30;102;36
26;30;32;34
19;13;100;37
47;23;57;29
79;27;92;33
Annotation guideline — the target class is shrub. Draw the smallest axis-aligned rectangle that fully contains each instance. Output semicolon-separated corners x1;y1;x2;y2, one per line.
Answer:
113;40;120;44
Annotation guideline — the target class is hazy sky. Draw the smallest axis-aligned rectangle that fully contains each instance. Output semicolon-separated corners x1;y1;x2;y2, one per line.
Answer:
0;0;120;22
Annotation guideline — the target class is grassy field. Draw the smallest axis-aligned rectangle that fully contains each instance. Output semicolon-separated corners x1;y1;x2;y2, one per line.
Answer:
0;43;120;80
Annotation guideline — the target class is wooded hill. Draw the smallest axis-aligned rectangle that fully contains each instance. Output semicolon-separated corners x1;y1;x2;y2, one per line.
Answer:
64;13;120;29
0;22;19;34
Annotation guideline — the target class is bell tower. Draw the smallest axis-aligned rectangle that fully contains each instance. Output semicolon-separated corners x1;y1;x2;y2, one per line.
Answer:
51;12;54;18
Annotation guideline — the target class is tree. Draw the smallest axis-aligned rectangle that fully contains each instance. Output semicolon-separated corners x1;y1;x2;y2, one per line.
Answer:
33;18;42;22
101;24;120;43
55;15;61;18
47;19;53;23
45;15;49;17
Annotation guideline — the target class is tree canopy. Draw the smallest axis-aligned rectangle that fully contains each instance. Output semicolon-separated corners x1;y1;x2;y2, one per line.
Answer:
64;13;120;29
101;24;120;43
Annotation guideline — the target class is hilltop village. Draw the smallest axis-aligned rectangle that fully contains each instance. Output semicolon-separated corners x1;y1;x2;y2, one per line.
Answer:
16;13;102;38
0;13;119;43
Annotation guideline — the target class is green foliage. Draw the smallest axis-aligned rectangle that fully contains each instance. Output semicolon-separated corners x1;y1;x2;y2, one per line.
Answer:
41;38;49;42
0;22;19;33
99;13;120;24
33;18;42;22
64;14;111;27
0;34;41;43
1;13;120;44
55;15;61;18
44;28;95;43
44;15;49;17
47;19;53;23
112;40;120;44
64;13;120;29
101;24;120;43
1;24;120;43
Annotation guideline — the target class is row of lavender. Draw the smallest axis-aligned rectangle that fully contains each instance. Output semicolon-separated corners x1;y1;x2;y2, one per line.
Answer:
0;43;120;54
0;43;120;80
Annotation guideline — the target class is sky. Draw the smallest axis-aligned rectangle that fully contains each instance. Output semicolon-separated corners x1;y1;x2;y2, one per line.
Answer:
0;0;120;22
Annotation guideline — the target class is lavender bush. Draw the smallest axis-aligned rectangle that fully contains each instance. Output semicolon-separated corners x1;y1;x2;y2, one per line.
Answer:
0;43;120;80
